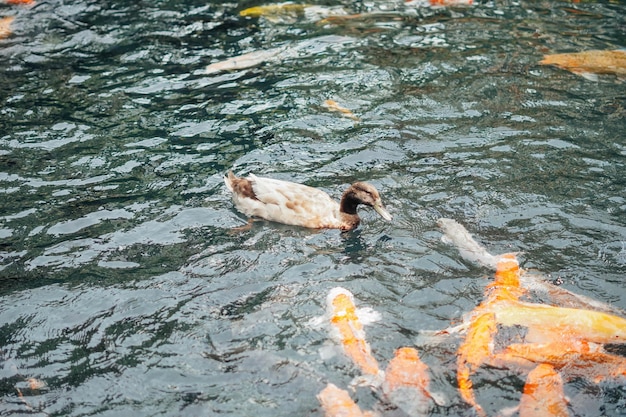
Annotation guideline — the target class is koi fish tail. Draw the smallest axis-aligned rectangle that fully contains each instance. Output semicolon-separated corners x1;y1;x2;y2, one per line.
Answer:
519;364;569;417
456;313;496;417
457;365;487;417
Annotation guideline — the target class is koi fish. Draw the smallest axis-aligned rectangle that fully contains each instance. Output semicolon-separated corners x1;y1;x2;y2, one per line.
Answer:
467;254;525;321
4;0;35;5
519;272;626;316
502;341;626;383
327;287;381;377
383;347;440;416
493;302;626;345
240;3;347;23
240;3;310;18
206;35;355;74
501;340;601;366
205;46;288;74
323;100;359;121
317;383;374;417
0;16;14;39
518;364;569;417
485;253;526;302
539;50;626;81
456;312;497;417
427;0;473;5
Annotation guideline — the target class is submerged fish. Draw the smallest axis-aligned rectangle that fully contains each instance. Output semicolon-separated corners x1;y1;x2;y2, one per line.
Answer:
502;340;626;383
206;35;355;74
0;16;14;39
493;302;626;345
323;99;359;121
240;3;310;18
383;347;440;416
317;383;374;417
426;0;473;5
326;287;381;377
205;46;288;74
240;3;347;23
539;49;626;81
519;272;626;317
518;364;569;417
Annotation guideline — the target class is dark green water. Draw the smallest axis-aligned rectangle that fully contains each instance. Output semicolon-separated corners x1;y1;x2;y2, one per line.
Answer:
1;0;625;415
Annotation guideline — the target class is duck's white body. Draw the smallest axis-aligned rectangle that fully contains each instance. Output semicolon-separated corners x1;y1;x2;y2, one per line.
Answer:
224;171;392;230
227;173;343;228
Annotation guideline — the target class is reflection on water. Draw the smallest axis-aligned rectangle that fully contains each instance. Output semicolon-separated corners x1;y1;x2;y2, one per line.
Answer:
1;0;625;415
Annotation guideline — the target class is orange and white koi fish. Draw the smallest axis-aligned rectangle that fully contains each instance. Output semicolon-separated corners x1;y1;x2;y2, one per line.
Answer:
327;287;381;377
539;50;626;81
317;383;375;417
0;16;14;39
383;347;441;416
323;100;359;121
518;364;569;417
456;312;497;417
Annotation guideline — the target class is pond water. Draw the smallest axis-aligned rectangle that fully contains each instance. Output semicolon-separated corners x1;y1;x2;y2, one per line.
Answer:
1;0;625;415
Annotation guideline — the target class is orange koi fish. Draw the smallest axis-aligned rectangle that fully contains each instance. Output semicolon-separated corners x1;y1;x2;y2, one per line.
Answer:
323;100;359;121
0;16;14;39
518;364;569;417
317;383;374;417
539;50;626;81
465;254;525;323
383;347;436;415
327;287;381;376
4;0;35;5
456;312;497;417
484;253;525;303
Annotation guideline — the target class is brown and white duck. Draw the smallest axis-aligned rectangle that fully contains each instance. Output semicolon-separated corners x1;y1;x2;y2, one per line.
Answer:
224;171;392;231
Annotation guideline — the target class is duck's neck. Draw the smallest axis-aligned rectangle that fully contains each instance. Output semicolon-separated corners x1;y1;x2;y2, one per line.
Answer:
339;189;361;230
339;188;361;214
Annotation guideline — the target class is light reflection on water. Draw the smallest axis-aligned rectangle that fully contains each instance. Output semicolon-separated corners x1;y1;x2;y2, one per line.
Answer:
1;0;625;415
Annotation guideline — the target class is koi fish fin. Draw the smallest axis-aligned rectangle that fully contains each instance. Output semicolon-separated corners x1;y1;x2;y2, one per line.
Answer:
574;70;599;82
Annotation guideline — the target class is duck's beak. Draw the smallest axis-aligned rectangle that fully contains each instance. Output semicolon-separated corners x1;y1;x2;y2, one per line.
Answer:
373;202;393;222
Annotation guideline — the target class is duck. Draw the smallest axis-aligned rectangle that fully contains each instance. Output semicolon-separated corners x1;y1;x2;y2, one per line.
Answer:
224;171;392;231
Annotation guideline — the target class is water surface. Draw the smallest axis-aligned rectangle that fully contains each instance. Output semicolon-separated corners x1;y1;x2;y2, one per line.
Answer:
1;0;625;415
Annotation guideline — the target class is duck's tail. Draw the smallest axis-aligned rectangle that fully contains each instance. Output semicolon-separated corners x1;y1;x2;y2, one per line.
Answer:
224;170;237;192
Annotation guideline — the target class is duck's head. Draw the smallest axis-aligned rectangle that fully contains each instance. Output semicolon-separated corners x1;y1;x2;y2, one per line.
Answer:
342;182;392;221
